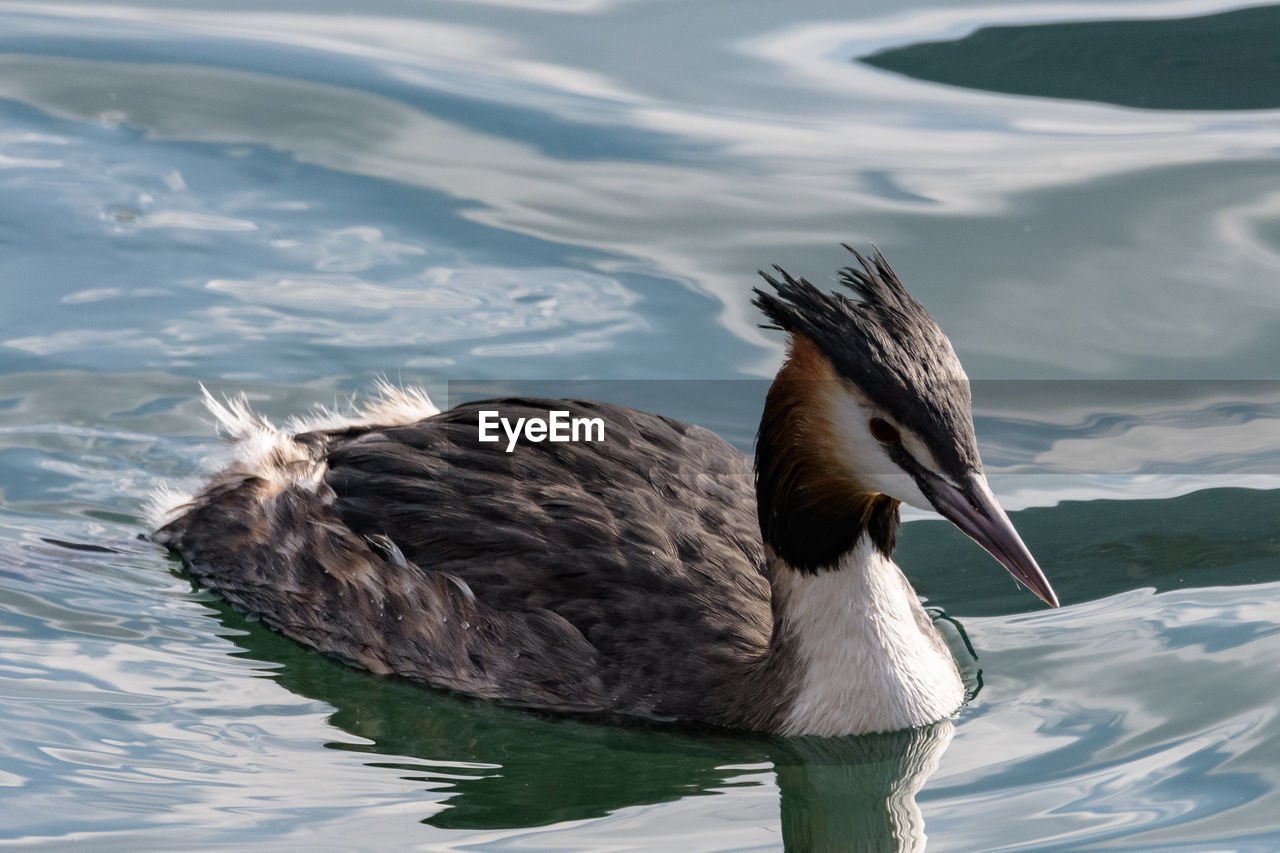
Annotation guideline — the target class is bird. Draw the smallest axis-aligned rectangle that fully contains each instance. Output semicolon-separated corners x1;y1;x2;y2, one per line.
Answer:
151;247;1057;737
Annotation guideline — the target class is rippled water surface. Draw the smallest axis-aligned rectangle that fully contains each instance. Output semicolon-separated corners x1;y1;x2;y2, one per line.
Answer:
2;0;1279;849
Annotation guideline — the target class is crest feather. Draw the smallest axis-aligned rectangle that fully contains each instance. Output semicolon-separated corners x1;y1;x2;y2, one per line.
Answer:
752;245;980;482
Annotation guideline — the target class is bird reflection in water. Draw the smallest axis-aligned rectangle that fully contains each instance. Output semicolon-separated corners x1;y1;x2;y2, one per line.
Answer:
198;596;972;851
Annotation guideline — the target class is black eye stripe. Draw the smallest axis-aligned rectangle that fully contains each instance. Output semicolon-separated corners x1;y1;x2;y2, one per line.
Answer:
868;417;901;445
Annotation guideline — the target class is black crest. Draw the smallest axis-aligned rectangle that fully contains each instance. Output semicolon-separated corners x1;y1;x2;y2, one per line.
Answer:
753;247;980;484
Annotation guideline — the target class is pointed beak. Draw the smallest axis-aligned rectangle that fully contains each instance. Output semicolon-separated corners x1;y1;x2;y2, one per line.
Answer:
925;472;1059;608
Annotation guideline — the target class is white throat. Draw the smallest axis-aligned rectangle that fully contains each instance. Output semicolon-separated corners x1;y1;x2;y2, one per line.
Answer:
775;537;965;737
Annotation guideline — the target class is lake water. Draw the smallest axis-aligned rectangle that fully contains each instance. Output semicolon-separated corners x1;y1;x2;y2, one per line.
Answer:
2;0;1279;849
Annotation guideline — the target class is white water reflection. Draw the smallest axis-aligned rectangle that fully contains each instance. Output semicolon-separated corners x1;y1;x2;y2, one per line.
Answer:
1039;418;1280;475
0;540;460;847
927;583;1280;849
0;1;1277;378
196;267;641;355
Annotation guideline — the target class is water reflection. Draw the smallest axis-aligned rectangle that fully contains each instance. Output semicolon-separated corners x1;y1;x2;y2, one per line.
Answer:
4;6;1280;381
932;586;1280;849
775;726;953;852
899;487;1280;617
210;596;957;850
862;6;1280;111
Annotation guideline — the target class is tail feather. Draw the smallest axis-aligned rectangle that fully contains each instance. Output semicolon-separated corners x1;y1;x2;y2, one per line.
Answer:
201;384;273;440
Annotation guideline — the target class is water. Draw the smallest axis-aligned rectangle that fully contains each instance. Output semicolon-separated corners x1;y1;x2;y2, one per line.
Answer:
1;0;1278;849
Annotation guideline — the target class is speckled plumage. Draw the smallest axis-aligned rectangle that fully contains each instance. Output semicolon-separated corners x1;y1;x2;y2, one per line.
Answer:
157;398;797;727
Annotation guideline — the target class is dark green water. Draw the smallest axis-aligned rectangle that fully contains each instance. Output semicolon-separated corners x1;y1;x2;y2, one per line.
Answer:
1;1;1278;849
862;5;1280;111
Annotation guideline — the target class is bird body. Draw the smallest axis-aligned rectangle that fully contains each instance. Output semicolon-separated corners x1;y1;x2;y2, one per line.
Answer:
153;250;1055;736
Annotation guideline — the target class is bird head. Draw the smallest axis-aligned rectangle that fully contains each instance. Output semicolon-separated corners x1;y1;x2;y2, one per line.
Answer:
753;247;1058;608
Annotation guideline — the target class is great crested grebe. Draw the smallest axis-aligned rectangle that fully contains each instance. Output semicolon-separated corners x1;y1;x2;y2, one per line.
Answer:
152;248;1057;737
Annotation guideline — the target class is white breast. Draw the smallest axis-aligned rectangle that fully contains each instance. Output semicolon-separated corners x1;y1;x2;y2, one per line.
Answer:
777;537;966;737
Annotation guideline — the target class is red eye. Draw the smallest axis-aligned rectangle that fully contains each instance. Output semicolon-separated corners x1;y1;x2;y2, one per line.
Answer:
868;417;901;445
